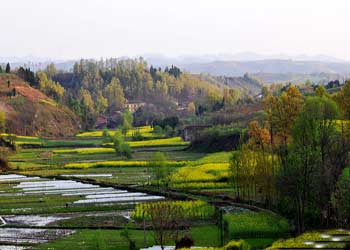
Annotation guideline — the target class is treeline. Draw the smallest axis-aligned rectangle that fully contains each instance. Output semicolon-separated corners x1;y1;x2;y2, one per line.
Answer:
230;83;350;233
7;58;254;130
13;58;245;130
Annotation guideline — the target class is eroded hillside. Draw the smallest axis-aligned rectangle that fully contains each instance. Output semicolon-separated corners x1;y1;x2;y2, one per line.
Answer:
0;74;80;137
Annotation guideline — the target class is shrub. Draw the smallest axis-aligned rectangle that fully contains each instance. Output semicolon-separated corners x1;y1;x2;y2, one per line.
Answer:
223;240;250;250
0;158;9;171
164;125;175;137
132;130;143;141
175;235;194;250
153;125;163;135
120;143;132;159
102;129;113;143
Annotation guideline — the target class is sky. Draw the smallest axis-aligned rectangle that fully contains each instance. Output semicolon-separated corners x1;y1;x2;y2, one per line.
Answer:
1;0;350;60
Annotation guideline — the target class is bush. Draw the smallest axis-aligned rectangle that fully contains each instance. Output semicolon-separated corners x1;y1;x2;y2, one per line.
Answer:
164;125;175;137
113;129;132;158
0;158;9;171
132;130;143;141
120;143;132;159
102;129;113;143
175;235;194;249
153;125;163;135
223;240;250;250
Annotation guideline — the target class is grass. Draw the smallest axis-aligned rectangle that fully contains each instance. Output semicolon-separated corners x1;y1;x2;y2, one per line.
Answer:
56;215;129;228
34;225;221;250
2;129;288;250
224;212;290;238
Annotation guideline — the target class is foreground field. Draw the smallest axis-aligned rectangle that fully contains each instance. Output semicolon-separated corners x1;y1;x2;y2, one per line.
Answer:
2;127;292;249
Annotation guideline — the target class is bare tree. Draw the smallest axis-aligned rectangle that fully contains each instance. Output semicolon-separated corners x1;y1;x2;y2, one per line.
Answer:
144;202;188;250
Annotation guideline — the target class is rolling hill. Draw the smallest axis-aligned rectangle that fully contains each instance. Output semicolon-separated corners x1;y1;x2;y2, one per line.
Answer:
0;74;80;137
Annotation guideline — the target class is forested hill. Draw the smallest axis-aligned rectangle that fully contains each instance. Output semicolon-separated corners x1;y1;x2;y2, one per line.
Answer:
0;74;80;137
198;73;262;95
2;58;263;131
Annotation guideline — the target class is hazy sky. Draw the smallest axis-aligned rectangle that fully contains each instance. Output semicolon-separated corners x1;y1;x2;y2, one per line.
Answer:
1;0;350;60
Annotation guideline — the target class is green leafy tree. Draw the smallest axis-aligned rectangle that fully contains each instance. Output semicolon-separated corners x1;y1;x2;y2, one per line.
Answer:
315;85;329;98
149;152;169;188
277;96;339;233
121;111;133;135
44;63;57;79
333;168;350;226
37;71;65;102
153;125;163;135
113;129;132;159
104;77;126;112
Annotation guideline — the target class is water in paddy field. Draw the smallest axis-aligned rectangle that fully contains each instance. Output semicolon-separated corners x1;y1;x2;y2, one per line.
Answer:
0;174;164;204
0;174;165;248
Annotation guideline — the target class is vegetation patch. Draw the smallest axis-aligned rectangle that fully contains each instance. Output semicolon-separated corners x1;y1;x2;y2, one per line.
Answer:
224;212;290;238
132;200;215;220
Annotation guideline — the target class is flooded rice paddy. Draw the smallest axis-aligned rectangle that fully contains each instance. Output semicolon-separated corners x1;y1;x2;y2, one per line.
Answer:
0;174;164;249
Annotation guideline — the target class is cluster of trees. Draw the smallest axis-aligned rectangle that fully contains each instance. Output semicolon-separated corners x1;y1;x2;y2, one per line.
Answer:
51;58;224;129
0;63;11;74
9;59;253;130
230;83;350;233
102;111;134;159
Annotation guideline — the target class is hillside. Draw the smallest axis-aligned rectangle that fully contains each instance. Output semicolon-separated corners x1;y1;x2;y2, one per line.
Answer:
0;74;80;137
184;59;350;78
198;73;262;95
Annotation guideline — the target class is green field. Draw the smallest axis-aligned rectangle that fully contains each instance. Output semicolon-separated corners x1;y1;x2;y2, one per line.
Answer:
2;128;291;250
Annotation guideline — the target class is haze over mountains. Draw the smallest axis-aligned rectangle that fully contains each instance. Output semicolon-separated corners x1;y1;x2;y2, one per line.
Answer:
1;52;350;83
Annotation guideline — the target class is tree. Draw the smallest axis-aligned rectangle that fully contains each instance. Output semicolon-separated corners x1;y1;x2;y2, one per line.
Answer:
37;72;65;102
277;96;340;233
44;63;57;79
187;102;196;114
149;152;169;188
121;111;133;136
333;168;350;226
5;63;10;73
0;112;5;133
334;80;350;119
264;85;303;146
315;85;329;98
96;91;108;114
104;77;126;112
261;85;270;98
143;202;187;250
113;129;132;159
223;88;240;109
0;65;3;73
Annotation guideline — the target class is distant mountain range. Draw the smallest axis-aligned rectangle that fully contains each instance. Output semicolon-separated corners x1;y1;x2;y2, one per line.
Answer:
183;60;350;76
143;52;347;66
1;53;350;84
